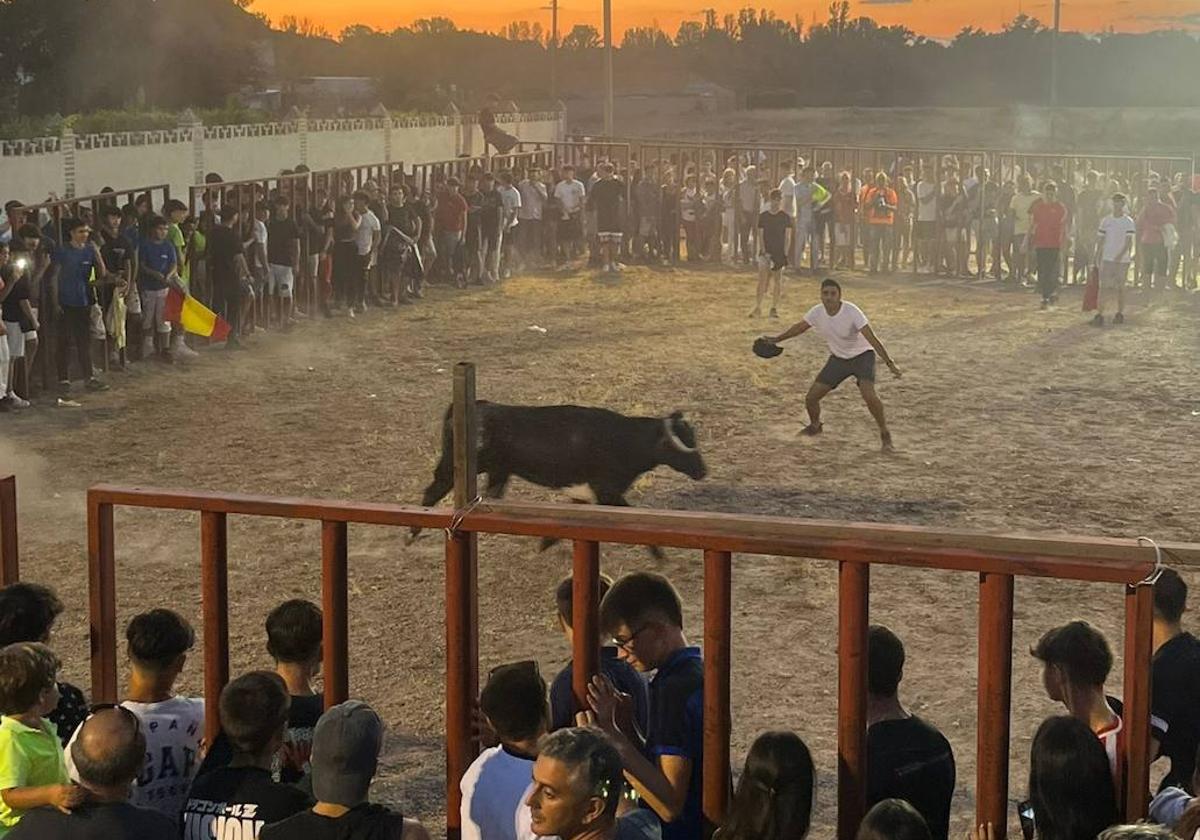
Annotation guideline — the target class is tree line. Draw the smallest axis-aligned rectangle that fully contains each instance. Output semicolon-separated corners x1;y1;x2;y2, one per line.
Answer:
1;0;1197;120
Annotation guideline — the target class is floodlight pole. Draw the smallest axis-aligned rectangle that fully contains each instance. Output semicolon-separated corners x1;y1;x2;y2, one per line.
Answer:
1050;0;1061;107
603;0;614;136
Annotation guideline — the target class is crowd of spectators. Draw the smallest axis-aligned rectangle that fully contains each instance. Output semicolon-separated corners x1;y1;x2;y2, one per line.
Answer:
0;562;1199;840
0;150;1196;412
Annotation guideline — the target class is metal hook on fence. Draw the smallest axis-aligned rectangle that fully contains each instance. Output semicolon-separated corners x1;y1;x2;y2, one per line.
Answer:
1135;536;1165;586
445;494;484;539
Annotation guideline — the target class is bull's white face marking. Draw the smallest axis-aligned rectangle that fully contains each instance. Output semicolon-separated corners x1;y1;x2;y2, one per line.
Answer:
563;484;598;503
663;418;697;454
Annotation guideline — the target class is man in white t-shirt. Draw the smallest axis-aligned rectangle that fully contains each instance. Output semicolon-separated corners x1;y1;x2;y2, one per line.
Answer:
553;166;586;260
763;278;902;452
352;191;382;316
915;171;938;273
778;160;797;220
66;608;205;823
461;661;548;840
1093;192;1137;327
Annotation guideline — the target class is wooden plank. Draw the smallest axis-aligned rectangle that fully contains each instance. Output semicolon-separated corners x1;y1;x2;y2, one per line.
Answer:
84;488;1195;582
838;561;869;839
1122;583;1154;820
200;511;229;747
571;540;601;716
703;550;733;833
0;476;18;585
976;573;1014;839
87;499;119;704
322;521;350;708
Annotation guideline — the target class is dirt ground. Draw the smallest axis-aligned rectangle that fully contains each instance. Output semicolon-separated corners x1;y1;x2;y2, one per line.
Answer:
4;263;1200;837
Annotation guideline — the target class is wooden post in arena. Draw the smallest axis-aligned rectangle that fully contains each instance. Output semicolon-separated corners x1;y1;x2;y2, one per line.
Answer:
976;572;1014;838
0;476;18;586
703;549;733;831
87;497;119;704
200;511;230;746
838;560;870;839
571;540;601;716
322;521;350;708
445;362;480;840
1122;581;1155;819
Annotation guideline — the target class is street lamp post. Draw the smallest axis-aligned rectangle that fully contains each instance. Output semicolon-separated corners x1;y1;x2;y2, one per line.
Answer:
1050;0;1061;107
603;0;614;136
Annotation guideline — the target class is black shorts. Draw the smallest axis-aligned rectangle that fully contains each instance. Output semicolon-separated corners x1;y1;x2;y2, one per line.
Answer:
765;250;787;271
816;350;875;388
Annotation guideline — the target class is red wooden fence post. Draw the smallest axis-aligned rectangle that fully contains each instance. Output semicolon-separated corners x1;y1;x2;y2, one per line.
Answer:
446;363;479;840
838;561;869;840
200;511;230;747
0;476;18;586
976;572;1014;839
87;496;119;704
703;549;733;833
571;540;601;715
1122;582;1154;820
322;520;350;708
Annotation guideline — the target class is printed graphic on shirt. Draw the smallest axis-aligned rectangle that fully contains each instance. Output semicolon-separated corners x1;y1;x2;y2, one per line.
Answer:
182;799;266;840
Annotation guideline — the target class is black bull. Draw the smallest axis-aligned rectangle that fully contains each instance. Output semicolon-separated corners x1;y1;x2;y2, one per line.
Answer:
412;402;708;553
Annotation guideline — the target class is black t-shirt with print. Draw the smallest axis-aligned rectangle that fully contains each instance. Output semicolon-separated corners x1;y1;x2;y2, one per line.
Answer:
182;766;311;838
589;178;625;233
1153;631;1200;790
758;211;791;257
267;218;301;267
867;716;956;840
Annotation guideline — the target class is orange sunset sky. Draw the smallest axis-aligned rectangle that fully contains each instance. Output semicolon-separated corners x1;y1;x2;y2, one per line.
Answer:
251;0;1200;40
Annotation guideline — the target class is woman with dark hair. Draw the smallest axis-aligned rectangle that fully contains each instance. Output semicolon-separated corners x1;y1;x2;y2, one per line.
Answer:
1027;715;1118;840
0;582;88;746
716;730;814;840
330;195;360;313
856;799;931;840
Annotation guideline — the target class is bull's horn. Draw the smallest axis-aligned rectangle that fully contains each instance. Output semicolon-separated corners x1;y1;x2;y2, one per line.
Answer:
663;418;697;453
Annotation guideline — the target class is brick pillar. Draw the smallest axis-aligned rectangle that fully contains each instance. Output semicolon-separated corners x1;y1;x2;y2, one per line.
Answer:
298;109;309;167
60;126;76;198
556;100;567;142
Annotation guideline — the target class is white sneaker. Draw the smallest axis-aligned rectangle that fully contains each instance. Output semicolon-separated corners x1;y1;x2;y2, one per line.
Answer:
4;395;29;409
173;343;199;360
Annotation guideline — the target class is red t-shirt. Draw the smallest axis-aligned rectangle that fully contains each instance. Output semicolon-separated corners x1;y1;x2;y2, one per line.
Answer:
1031;200;1068;249
434;192;469;234
1138;201;1176;244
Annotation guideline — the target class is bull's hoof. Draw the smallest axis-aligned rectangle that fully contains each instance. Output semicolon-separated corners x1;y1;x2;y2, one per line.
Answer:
647;544;666;560
406;527;422;545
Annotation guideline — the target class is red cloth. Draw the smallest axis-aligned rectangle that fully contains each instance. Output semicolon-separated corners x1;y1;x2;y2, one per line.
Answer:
1031;200;1068;249
1082;266;1099;312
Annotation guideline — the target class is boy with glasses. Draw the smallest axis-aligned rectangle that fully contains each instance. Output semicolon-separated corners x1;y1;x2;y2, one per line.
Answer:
579;572;703;840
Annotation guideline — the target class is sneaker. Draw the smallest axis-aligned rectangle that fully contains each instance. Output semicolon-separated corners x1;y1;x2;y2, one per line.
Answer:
1113;312;1125;325
611;263;625;273
173;343;199;360
5;395;30;410
85;378;109;392
347;307;357;319
1091;314;1105;327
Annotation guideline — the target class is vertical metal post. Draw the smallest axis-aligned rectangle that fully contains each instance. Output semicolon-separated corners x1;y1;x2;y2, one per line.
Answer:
200;511;229;747
446;362;479;840
1050;0;1061;107
602;0;614;137
1122;582;1154;820
0;476;18;586
571;540;601;715
87;497;119;704
703;549;733;833
976;572;1014;838
322;520;350;708
838;561;869;840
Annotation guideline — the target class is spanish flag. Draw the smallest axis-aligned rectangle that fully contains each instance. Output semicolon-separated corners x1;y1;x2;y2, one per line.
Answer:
165;287;232;342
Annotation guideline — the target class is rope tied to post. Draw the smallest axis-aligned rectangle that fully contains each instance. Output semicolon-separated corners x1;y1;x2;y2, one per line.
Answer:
1135;537;1165;586
445;494;484;539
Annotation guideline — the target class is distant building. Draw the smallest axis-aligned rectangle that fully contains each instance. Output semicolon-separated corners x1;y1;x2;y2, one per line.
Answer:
289;77;380;115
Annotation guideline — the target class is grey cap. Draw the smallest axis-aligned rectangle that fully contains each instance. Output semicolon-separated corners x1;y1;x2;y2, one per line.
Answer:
311;700;384;807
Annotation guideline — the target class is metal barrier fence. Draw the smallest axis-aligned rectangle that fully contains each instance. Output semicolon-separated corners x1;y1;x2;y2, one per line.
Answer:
76;363;1200;839
591;137;1197;282
14;185;172;394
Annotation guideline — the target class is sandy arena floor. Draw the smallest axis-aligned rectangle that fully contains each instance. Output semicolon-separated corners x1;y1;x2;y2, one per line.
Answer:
4;263;1200;836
